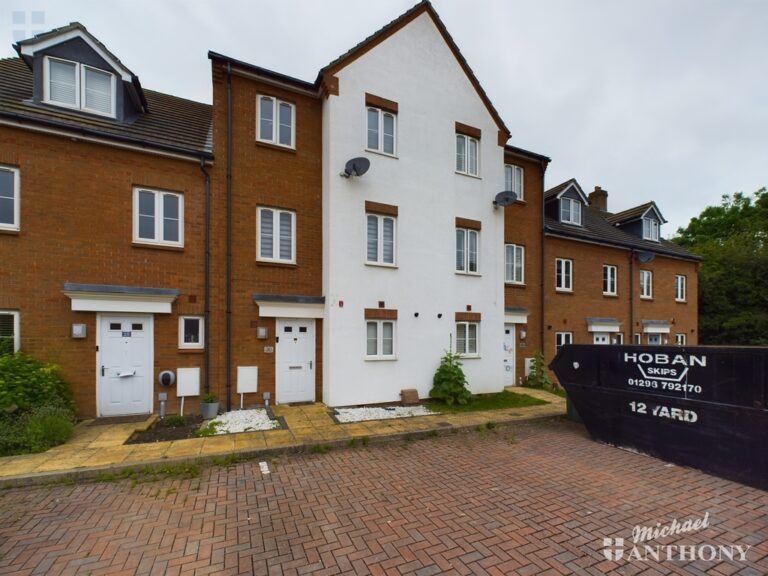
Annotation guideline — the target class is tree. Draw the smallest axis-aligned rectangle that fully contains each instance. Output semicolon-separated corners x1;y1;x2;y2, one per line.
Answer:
673;189;768;345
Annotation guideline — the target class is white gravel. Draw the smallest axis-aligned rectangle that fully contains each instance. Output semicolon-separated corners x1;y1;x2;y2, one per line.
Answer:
208;409;280;434
334;405;439;423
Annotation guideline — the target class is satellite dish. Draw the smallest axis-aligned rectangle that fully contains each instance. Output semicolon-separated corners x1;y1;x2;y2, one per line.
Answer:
342;157;370;178
636;251;656;263
493;190;517;208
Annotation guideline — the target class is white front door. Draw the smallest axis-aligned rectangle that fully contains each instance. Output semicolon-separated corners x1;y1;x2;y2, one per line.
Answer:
98;315;152;416
276;318;315;404
593;332;610;345
503;323;516;386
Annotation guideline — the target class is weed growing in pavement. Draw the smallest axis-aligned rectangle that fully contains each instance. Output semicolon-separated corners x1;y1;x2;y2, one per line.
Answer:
485;421;496;430
425;430;439;438
310;444;331;454
361;436;370;446
194;421;222;438
347;438;357;448
211;454;241;468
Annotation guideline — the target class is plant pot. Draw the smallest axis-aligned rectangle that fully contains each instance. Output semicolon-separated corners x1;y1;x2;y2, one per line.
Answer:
200;402;219;420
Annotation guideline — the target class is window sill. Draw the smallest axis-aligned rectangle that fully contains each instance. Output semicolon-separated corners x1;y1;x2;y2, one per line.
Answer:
506;282;526;288
0;228;20;235
457;354;481;360
132;242;184;252
256;260;297;268
513;199;526;205
640;297;653;301
560;221;583;227
675;299;687;304
365;356;397;362
455;271;482;277
365;262;398;269
256;140;296;154
555;289;573;294
602;293;618;298
365;148;398;159
455;171;482;180
178;348;204;354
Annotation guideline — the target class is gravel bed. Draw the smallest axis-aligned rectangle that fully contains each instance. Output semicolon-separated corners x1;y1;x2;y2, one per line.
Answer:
334;405;439;423
209;409;280;433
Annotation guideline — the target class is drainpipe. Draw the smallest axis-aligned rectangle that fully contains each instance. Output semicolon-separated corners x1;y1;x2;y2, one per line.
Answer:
199;157;211;394
539;158;547;353
225;62;233;411
629;248;635;343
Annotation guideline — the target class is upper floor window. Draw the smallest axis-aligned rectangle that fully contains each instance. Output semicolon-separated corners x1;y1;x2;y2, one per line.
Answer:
366;213;396;266
505;164;523;200
133;187;183;247
257;95;295;148
643;217;660;241
44;56;115;117
555;258;573;292
0;310;20;353
603;264;617;296
257;207;295;264
640;270;653;299
367;108;396;155
560;197;582;225
456;134;479;176
675;275;686;301
456;228;479;274
505;244;524;284
0;165;20;232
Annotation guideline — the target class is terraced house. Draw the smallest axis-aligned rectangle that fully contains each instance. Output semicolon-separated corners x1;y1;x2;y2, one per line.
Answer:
0;1;699;418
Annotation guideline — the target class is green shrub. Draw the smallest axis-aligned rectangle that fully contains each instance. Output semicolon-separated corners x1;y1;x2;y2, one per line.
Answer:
202;392;218;403
522;350;553;390
163;414;187;428
429;349;471;406
0;353;73;411
194;421;221;437
0;403;74;456
0;337;14;357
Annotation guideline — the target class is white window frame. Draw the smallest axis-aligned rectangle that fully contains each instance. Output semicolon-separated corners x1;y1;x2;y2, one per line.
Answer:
178;316;204;350
560;197;582;225
505;244;524;284
634;332;642;345
643;217;660;241
256;95;296;149
675;275;686;302
43;56;116;118
555;258;573;292
0;165;20;232
456;228;480;274
675;333;686;346
132;187;184;248
555;331;572;352
0;310;20;353
455;321;480;357
257;207;296;264
603;264;617;296
505;164;524;200
365;320;396;360
366;107;397;156
455;134;480;177
614;333;624;345
366;213;397;266
640;270;653;299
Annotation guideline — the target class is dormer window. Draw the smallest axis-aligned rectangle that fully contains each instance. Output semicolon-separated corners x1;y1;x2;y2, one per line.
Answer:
643;217;660;241
43;56;116;117
560;197;582;225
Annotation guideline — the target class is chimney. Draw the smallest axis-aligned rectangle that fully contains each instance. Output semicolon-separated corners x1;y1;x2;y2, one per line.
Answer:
589;186;608;212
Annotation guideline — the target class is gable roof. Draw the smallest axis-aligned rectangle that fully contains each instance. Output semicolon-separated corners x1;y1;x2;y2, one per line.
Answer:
544;178;588;203
0;57;212;158
14;21;148;112
318;0;510;140
505;144;551;164
606;201;667;225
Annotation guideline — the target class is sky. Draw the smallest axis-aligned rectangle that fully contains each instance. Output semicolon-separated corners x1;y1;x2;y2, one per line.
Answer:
1;0;766;235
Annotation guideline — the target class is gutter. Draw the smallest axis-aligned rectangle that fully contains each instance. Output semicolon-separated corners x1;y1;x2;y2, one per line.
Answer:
629;249;635;343
539;158;548;353
225;62;233;412
199;158;211;394
0;110;212;162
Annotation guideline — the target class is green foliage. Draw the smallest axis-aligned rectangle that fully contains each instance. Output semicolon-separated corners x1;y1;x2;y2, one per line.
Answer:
0;353;73;411
0;403;74;456
0;337;13;357
163;414;187;428
429;349;471;406
426;390;547;413
522;351;566;397
673;189;768;345
194;420;221;437
202;392;218;403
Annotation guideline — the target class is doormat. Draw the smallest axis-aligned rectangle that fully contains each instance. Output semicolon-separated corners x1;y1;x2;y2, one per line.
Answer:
88;415;150;426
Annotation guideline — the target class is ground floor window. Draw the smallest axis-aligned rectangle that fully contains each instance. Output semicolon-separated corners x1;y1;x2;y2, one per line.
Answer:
366;320;395;359
179;316;204;349
455;322;479;356
675;333;686;346
614;332;624;345
0;310;19;353
633;333;641;344
555;331;572;352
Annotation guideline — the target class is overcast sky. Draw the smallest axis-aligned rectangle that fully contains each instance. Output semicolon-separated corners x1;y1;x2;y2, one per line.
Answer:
2;0;766;234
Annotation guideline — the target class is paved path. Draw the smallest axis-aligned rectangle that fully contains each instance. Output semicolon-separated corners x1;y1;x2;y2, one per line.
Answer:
1;419;766;575
0;389;563;484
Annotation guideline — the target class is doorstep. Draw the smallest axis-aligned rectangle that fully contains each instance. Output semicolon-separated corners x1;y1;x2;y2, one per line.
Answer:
0;390;566;487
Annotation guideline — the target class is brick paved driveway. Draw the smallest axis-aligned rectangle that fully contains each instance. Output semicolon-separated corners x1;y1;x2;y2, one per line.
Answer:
0;419;766;575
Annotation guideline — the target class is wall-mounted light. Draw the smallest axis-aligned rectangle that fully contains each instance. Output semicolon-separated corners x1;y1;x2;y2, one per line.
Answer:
71;324;87;339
